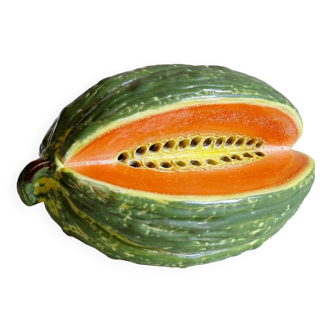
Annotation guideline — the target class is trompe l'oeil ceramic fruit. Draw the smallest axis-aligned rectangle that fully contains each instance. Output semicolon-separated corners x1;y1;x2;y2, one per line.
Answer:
18;65;315;267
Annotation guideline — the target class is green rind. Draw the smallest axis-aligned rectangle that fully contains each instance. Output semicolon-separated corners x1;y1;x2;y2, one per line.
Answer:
40;118;59;157
38;65;300;160
36;162;314;268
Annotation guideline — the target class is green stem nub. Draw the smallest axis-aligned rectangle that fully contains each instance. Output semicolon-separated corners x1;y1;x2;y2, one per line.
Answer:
17;157;52;206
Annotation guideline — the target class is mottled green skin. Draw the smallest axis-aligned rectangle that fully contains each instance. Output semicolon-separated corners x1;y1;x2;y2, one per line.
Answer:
18;65;313;267
40;168;313;267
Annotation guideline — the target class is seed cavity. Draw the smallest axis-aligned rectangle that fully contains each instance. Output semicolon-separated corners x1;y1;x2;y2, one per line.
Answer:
235;137;245;147
135;146;147;156
145;161;157;168
163;140;176;150
220;156;232;162
129;160;141;168
117;134;266;172
246;138;257;147
149;143;161;153
203;137;213;147
206;159;218;165
231;154;242;161
190;160;201;166
178;139;190;149
215;137;224;147
160;161;172;168
255;141;264;149
225;136;236;146
118;152;129;163
190;137;202;148
174;160;186;167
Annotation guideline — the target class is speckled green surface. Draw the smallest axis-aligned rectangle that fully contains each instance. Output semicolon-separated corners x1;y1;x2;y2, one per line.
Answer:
44;169;313;267
18;65;314;267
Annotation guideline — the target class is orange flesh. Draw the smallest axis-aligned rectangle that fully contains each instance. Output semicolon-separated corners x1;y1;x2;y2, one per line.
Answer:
65;103;306;196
